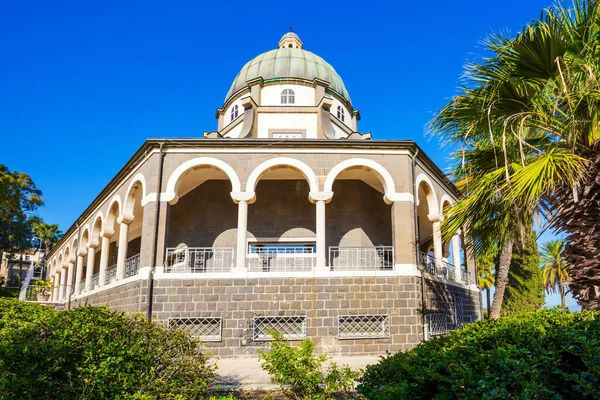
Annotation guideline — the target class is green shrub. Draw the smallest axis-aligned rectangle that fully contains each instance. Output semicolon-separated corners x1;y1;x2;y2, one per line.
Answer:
357;309;600;399
0;299;217;399
258;331;360;400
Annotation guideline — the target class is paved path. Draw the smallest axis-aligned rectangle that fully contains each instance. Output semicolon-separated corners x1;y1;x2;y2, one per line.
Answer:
216;356;380;391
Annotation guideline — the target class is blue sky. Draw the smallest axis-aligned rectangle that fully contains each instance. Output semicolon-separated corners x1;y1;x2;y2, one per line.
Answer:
0;0;576;309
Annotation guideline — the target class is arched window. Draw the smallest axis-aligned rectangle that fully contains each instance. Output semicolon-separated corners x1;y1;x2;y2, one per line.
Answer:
337;105;345;122
230;104;239;121
281;89;295;104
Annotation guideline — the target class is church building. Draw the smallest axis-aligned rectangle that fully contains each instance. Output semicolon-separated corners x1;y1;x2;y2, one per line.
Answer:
44;33;481;357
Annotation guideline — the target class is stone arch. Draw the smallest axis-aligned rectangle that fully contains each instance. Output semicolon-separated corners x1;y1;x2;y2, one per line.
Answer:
415;173;439;215
70;237;78;261
79;225;91;254
104;195;122;237
439;194;454;217
124;173;147;217
324;158;397;202
245;157;318;193
91;212;104;246
163;158;241;204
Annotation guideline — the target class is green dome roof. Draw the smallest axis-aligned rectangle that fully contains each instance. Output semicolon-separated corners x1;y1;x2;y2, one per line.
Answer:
225;47;352;105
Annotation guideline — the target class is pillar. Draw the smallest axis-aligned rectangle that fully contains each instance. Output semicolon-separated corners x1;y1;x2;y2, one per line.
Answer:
98;235;110;287
235;200;248;270
390;200;416;265
429;214;443;270
85;245;96;291
65;261;74;298
59;268;67;300
52;273;60;302
74;253;84;295
116;218;131;280
315;200;326;269
451;232;462;281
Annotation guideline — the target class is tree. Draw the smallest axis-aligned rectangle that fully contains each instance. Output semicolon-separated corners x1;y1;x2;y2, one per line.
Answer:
540;240;571;309
502;225;544;315
476;246;496;317
32;220;62;255
431;0;600;309
0;164;42;255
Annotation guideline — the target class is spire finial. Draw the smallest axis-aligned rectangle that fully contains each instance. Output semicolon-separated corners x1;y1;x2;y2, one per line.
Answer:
289;26;294;32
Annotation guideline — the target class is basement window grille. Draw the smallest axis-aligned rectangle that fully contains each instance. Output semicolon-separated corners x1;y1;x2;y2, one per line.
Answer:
338;315;390;339
168;317;222;342
253;316;306;341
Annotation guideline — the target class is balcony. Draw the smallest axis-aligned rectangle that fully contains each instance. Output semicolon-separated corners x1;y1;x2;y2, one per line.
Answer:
105;264;117;285
247;246;315;272
419;251;471;285
165;247;234;273
329;246;394;271
125;253;140;278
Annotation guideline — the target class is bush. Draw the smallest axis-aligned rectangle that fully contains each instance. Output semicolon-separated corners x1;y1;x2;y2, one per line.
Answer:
0;299;217;399
357;309;600;399
258;331;360;400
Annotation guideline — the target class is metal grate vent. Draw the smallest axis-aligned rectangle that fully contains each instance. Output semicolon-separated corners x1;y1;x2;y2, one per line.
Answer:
168;317;222;342
253;316;306;341
338;315;390;339
428;313;449;336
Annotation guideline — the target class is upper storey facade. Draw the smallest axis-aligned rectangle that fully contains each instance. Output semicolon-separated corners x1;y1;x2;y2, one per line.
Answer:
210;33;368;140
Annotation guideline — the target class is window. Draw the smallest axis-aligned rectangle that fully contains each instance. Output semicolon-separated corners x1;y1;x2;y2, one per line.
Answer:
336;105;345;122
253;316;307;341
247;242;316;272
230;104;239;121
271;131;303;139
338;315;390;339
168;317;222;342
281;89;295;104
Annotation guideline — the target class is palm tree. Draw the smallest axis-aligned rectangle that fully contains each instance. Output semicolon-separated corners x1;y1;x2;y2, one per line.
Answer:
477;248;496;318
431;0;600;310
540;240;571;309
32;221;62;256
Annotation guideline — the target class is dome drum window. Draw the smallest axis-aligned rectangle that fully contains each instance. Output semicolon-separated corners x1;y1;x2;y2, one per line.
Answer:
281;89;295;104
230;104;239;121
337;106;345;122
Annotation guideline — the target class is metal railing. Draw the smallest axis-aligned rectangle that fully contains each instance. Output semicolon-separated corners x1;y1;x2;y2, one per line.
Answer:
329;246;394;271
78;280;85;294
22;285;73;302
165;247;234;273
105;264;117;285
168;317;222;342
419;252;471;285
253;316;307;341
125;253;140;278
247;247;315;272
428;313;449;336
91;273;99;289
338;315;390;339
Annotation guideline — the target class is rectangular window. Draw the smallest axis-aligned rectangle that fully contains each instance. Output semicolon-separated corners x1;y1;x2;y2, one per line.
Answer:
338;315;390;339
253;316;306;341
272;132;303;139
168;317;222;342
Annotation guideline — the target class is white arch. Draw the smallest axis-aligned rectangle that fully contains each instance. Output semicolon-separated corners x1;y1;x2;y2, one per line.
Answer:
246;157;318;193
104;194;122;234
90;211;104;243
163;157;242;204
439;194;454;215
415;173;439;216
79;224;91;254
124;173;147;215
324;158;397;198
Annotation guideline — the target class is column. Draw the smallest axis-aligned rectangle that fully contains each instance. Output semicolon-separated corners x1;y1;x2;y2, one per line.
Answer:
451;232;462;281
430;215;443;269
315;200;326;269
74;253;84;295
85;245;96;291
65;261;74;298
235;200;248;270
52;273;60;302
391;200;417;265
98;235;110;287
59;268;67;300
116;219;130;280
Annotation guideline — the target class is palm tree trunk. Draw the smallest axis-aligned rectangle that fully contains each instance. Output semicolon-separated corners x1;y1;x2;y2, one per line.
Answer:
486;288;492;318
489;239;514;320
559;283;566;309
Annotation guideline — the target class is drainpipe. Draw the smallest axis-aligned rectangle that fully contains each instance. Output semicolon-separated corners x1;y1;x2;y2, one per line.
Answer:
147;142;165;321
411;148;427;339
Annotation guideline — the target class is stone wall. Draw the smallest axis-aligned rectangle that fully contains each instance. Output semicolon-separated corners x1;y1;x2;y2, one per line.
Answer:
69;279;148;315
423;277;481;326
150;276;423;357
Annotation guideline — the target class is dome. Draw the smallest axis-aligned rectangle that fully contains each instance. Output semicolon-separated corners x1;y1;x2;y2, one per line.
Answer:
224;34;351;105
